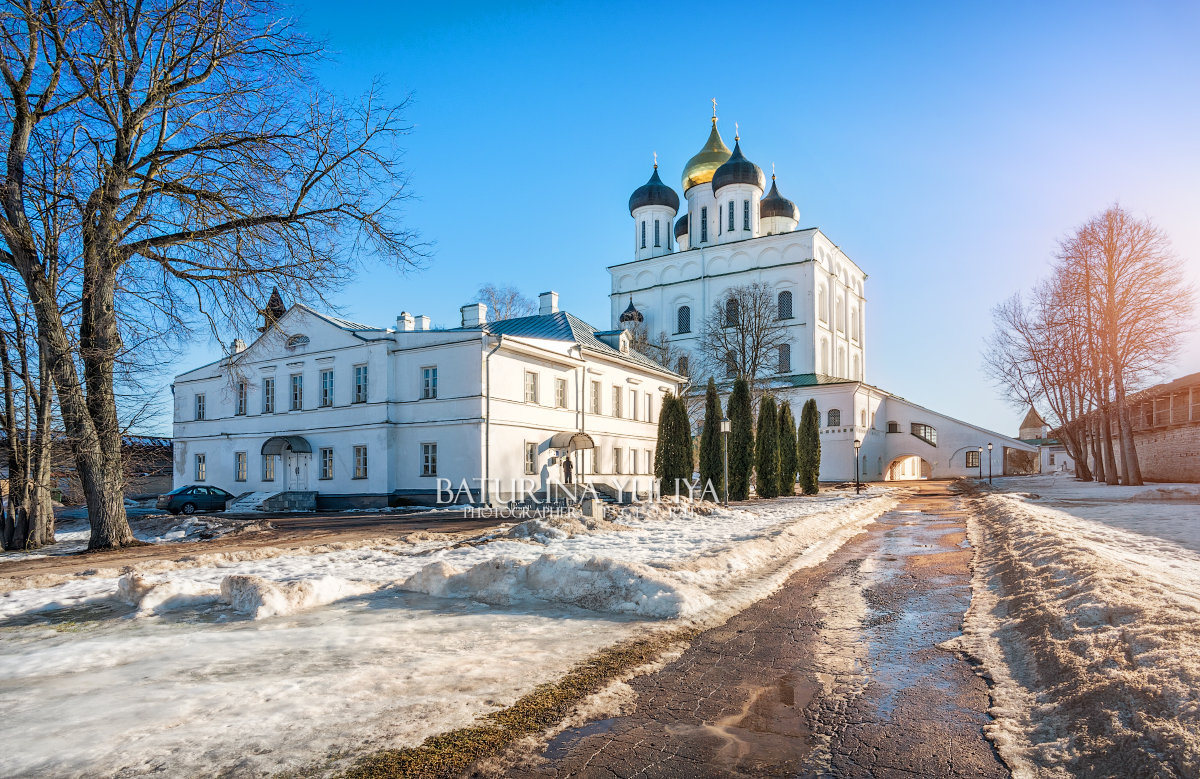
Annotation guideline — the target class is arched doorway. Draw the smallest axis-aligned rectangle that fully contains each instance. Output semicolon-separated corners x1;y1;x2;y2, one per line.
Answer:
884;455;933;481
261;436;312;490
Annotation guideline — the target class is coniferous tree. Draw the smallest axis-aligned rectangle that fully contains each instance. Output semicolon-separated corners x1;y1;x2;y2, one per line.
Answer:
698;378;723;499
671;396;696;487
755;395;780;498
655;395;693;496
798;398;821;495
777;401;797;496
727;377;754;501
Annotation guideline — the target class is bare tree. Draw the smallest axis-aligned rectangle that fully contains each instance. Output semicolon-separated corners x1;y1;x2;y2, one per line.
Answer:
985;206;1193;485
1056;206;1194;485
699;282;790;399
473;283;536;321
0;1;424;549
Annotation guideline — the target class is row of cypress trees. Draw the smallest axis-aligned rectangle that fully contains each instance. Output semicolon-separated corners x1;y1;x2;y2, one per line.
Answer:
691;377;821;501
651;377;823;501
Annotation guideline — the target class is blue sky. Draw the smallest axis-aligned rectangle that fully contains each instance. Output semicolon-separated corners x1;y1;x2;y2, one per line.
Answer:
157;0;1200;436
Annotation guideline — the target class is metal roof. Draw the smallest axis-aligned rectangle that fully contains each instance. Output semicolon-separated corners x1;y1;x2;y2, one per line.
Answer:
455;311;677;375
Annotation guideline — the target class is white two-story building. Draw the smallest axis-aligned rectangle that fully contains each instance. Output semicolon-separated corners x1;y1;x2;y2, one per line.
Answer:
171;291;683;508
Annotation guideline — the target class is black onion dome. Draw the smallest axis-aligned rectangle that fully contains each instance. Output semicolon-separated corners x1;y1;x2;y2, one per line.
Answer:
628;165;680;215
618;298;644;324
759;176;799;221
711;140;764;193
674;213;688;238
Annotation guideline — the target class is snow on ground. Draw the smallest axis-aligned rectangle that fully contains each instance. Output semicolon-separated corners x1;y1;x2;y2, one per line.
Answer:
949;476;1200;778
0;511;254;562
0;489;894;777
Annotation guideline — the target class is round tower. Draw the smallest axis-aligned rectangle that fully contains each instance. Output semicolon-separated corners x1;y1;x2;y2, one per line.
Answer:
759;171;799;235
629;162;679;260
674;213;689;252
711;130;764;244
680;112;731;249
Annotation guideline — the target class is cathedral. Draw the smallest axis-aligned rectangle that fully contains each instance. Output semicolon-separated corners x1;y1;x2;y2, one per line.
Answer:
610;110;1035;481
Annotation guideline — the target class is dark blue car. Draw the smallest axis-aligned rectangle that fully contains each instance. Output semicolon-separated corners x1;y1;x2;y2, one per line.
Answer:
156;485;234;515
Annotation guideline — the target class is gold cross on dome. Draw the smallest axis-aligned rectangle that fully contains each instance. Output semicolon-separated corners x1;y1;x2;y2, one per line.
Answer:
653;151;657;168
735;121;739;140
712;98;717;118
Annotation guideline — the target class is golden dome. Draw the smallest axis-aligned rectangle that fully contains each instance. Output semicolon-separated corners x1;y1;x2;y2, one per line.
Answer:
681;118;732;192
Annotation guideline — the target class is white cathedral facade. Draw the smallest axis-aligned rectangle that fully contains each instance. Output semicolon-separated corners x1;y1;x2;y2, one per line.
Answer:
610;114;1035;483
170;111;1035;507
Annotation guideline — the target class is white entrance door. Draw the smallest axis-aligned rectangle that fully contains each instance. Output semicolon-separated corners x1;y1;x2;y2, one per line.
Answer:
286;452;311;490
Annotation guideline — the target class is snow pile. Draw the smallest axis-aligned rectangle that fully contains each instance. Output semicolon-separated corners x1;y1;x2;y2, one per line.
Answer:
950;485;1200;777
402;492;896;619
502;514;631;544
219;574;373;619
403;554;713;618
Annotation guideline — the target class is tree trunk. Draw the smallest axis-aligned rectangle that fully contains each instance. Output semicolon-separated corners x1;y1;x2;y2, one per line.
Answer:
1090;416;1105;483
1112;373;1143;486
1100;407;1118;485
1071;423;1093;481
19;270;133;549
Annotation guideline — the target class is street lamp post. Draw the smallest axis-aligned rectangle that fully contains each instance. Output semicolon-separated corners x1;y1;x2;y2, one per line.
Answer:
977;447;984;480
720;417;731;506
853;438;862;494
987;442;994;485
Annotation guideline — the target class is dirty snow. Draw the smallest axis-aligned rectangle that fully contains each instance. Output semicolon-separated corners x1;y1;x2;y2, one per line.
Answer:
949;476;1200;777
0;489;894;777
0;512;253;562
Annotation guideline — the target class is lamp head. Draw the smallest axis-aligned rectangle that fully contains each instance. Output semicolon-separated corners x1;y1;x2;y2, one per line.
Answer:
987;442;993;451
719;417;731;434
853;438;861;449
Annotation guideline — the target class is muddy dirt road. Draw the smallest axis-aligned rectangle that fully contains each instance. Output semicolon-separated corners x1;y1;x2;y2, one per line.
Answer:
512;482;1007;778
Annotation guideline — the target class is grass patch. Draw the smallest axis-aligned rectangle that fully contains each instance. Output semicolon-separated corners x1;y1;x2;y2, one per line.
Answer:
339;627;699;779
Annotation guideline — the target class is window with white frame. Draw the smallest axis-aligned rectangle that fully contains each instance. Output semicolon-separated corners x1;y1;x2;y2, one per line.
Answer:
743;199;750;230
677;355;689;376
195;453;206;481
234;451;247;481
640;220;646;249
421;366;437;399
630;449;638;474
778;344;791;373
262;454;275;482
646;394;653;422
354;364;368;403
555;378;568;408
195;393;206;420
644;448;652;473
613;447;623;474
262;377;275;413
965;450;980;469
590;381;601;414
319;447;333;479
630;389;638;420
235;382;246;415
828;409;841;427
354;445;368;479
724;297;739;327
861;409;867;427
911;423;938;446
524;442;537;475
290;374;303;410
524;371;539;403
421;443;437;476
654;219;660;247
612;386;622;417
728;199;734;231
320;369;334;407
700;206;708;242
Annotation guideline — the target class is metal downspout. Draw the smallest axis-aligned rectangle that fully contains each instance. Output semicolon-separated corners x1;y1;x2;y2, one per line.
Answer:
484;334;503;505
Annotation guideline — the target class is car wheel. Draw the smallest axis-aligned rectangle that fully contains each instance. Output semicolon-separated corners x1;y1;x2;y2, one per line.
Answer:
181;502;197;515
